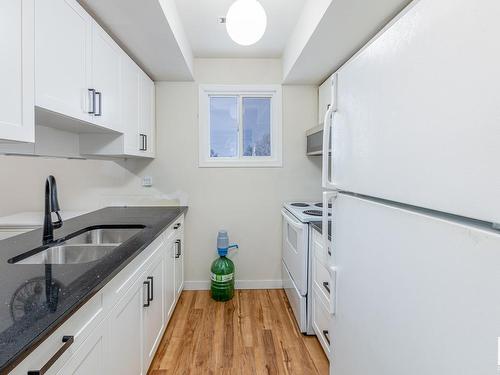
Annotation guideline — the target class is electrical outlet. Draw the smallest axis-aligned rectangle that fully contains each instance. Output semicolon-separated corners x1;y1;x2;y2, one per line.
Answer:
142;176;153;187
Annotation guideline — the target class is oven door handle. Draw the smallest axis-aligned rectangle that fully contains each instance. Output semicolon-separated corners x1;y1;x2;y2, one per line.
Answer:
281;209;305;229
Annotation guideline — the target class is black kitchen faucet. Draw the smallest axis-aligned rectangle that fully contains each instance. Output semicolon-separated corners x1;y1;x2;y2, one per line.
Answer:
42;175;63;244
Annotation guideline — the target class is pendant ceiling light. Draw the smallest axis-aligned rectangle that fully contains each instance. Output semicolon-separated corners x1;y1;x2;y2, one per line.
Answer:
226;0;267;46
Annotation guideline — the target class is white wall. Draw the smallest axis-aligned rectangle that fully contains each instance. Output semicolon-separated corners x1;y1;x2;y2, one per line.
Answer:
0;156;155;215
0;58;321;289
148;58;322;288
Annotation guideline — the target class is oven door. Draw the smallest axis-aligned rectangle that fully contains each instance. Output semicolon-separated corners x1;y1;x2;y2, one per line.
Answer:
281;209;309;296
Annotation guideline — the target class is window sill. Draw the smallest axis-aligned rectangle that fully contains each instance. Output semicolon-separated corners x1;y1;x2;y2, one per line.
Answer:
198;159;283;168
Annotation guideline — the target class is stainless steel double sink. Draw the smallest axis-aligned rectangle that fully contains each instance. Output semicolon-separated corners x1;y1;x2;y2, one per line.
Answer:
9;226;145;265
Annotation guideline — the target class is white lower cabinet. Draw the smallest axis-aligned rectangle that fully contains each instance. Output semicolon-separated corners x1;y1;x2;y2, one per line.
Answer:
108;272;145;375
143;252;165;368
11;214;185;375
310;226;332;360
164;237;176;322
174;226;184;299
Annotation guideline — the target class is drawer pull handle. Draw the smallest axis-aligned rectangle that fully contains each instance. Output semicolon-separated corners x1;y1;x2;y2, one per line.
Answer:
28;335;74;375
322;281;330;294
174;223;181;229
322;330;330;346
143;279;151;307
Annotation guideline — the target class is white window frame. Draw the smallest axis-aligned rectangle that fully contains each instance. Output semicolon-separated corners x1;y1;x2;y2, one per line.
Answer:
199;84;283;168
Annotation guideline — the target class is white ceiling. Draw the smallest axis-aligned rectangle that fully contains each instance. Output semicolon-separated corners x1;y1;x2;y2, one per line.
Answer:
174;0;306;58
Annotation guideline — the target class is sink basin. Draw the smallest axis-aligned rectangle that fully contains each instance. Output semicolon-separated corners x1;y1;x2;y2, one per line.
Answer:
14;244;117;265
64;227;143;245
8;225;145;265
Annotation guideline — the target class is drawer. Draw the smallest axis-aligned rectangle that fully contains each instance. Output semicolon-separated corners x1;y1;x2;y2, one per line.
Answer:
312;252;331;307
103;232;165;308
10;291;104;375
165;214;184;241
311;227;328;267
312;288;331;359
282;261;307;332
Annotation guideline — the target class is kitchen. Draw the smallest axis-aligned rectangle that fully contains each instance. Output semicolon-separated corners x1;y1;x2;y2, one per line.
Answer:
0;0;499;374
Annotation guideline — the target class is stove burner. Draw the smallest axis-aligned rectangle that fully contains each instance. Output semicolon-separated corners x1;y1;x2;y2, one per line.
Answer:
291;203;310;207
303;210;331;217
314;202;332;208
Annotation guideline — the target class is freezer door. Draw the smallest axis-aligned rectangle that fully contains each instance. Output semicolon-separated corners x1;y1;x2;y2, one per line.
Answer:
333;0;500;223
329;193;500;375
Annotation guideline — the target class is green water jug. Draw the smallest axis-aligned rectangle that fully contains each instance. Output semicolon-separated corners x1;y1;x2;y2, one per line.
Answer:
210;230;238;302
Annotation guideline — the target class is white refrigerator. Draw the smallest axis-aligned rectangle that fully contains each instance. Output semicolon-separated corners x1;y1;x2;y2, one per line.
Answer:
321;0;500;374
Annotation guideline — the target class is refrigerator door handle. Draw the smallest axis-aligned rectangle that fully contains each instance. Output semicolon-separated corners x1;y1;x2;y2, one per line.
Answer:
322;107;333;189
322;74;338;190
328;265;337;315
322;191;336;259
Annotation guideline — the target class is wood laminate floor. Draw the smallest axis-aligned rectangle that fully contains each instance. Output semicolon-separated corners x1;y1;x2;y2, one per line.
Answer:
149;290;329;375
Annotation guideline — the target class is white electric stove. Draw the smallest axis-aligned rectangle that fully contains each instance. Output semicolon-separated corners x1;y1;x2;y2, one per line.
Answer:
281;201;331;334
283;201;331;223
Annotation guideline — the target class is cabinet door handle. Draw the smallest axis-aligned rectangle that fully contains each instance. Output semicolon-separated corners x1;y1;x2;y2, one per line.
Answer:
322;281;330;294
144;134;147;151
322;330;330;346
143;280;151;307
147;276;154;301
139;134;146;151
174;223;181;229
95;91;102;116
27;336;74;375
175;239;182;258
88;89;96;114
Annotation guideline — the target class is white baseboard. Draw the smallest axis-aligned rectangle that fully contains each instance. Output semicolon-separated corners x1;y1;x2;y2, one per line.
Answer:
183;279;283;291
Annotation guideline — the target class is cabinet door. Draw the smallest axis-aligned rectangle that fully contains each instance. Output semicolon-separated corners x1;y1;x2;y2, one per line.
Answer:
143;257;165;370
91;21;122;132
318;75;332;125
56;320;107;375
174;233;184;299
0;0;34;143
164;239;176;320
108;274;145;375
139;71;155;157
121;54;140;155
35;0;92;122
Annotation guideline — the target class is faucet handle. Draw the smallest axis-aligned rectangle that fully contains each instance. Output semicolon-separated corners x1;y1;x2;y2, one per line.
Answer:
53;211;63;229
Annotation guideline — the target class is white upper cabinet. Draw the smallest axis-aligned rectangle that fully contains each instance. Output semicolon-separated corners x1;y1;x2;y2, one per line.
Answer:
0;0;34;143
33;0;155;158
90;22;122;132
138;71;156;157
79;55;156;158
35;0;92;123
121;55;141;155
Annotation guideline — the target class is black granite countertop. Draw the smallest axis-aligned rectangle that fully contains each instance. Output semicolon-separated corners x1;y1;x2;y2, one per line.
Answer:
310;220;331;240
0;206;187;374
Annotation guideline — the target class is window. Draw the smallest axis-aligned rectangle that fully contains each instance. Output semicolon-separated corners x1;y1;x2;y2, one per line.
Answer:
199;85;282;167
